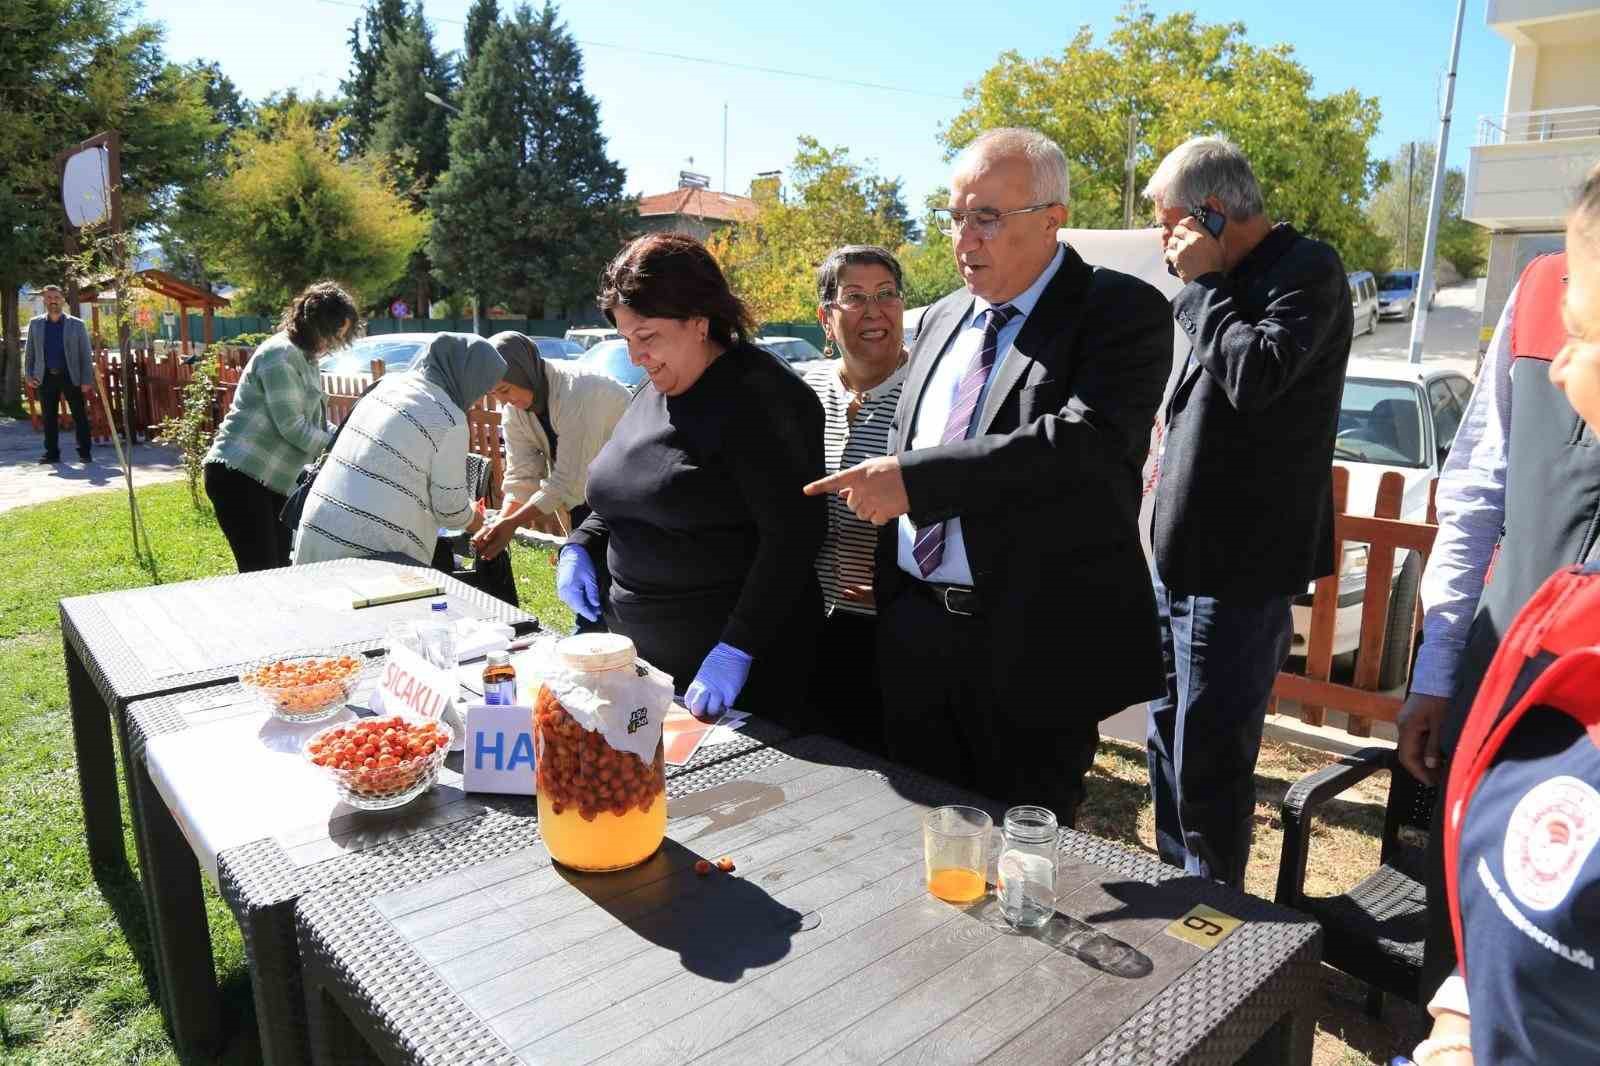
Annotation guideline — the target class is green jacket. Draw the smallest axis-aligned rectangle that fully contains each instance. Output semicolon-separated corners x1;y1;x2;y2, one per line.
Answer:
205;333;333;495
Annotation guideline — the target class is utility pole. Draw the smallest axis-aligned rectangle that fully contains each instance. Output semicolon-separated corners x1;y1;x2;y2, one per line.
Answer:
1408;0;1467;366
722;102;729;192
1403;142;1415;268
1122;111;1138;229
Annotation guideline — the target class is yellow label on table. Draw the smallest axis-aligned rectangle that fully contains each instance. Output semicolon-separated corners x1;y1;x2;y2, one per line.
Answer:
1165;904;1244;949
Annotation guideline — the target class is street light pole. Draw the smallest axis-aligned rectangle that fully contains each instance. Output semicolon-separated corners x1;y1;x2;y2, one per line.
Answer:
422;91;479;333
1407;0;1468;366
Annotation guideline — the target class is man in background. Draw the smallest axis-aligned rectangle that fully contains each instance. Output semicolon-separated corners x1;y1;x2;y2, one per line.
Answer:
25;285;96;464
1145;136;1353;888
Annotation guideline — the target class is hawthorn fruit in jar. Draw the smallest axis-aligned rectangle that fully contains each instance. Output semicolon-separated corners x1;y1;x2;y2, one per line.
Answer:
533;683;666;871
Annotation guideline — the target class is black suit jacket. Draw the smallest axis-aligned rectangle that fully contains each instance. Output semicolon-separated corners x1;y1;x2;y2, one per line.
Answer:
1152;223;1353;600
876;243;1173;722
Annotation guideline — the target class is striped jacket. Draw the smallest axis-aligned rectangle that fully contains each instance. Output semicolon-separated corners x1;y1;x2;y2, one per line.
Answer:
291;372;471;566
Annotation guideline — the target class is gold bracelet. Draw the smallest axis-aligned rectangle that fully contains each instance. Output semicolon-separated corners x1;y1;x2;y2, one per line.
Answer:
1414;1036;1472;1063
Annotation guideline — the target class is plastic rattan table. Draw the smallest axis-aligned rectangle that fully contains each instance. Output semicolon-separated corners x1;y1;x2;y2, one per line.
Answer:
124;665;790;1066
294;735;1322;1065
69;558;537;1058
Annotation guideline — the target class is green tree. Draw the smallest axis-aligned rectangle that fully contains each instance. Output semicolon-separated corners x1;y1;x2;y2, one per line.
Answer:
427;18;524;323
0;0;219;405
368;5;456;312
207;105;427;314
157;61;251;292
503;2;635;316
710;137;913;323
1367;140;1487;277
462;0;499;80
429;2;635;319
340;0;409;157
943;3;1383;270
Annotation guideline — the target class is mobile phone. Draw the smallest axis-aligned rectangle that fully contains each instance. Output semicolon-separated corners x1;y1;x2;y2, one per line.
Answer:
1167;205;1227;276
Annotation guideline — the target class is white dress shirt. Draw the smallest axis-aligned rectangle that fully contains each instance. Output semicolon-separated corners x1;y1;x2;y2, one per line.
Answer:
1411;282;1516;697
896;243;1067;585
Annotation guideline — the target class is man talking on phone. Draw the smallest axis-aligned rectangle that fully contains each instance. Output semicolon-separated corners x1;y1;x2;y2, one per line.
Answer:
1144;136;1353;888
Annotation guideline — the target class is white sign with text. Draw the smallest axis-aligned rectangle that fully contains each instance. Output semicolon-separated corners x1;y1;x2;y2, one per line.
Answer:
463;701;537;795
377;643;455;721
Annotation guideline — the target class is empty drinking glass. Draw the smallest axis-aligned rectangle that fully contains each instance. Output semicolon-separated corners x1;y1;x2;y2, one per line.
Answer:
923;806;993;904
998;805;1058;929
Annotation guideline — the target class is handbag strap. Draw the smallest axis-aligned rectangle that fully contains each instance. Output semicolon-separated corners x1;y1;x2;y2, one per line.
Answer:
319;377;383;460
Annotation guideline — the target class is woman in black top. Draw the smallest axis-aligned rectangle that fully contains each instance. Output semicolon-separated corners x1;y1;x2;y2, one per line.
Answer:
556;233;826;728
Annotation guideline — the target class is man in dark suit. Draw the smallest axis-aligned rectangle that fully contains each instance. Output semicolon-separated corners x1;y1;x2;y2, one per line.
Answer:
1145;136;1352;888
24;284;96;464
807;128;1173;825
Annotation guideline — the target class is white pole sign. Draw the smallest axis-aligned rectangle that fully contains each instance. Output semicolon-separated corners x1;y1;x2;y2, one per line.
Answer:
62;146;112;228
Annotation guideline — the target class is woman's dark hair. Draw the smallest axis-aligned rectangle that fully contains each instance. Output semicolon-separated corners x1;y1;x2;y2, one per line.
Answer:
598;233;754;348
1576;161;1600;244
279;281;360;355
816;245;903;305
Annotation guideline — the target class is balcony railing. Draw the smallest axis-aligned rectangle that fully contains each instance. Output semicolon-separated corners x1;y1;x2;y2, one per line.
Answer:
1477;104;1600;146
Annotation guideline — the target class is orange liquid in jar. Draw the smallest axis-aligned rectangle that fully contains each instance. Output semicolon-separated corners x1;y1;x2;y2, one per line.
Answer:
927;866;987;903
537;792;666;871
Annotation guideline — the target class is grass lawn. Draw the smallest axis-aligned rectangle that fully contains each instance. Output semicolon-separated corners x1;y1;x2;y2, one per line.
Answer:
0;482;1420;1064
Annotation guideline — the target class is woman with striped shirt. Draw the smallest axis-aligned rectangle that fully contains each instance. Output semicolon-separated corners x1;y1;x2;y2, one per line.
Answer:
802;245;910;755
292;333;505;566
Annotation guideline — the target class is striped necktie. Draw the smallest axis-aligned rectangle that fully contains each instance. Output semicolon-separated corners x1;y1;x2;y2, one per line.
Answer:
911;303;1020;579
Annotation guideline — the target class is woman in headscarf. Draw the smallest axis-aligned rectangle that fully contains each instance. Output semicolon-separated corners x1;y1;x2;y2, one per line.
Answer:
292;332;506;566
472;331;630;557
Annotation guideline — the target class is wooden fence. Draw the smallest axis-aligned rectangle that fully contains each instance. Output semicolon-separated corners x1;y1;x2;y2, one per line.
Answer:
1270;464;1441;737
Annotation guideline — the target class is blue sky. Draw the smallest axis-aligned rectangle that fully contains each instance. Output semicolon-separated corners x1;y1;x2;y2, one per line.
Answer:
142;0;1511;216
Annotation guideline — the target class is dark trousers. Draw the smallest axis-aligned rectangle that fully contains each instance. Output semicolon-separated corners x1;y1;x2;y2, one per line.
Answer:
204;462;291;573
809;607;887;758
1146;572;1292;888
39;369;92;459
877;586;1099;827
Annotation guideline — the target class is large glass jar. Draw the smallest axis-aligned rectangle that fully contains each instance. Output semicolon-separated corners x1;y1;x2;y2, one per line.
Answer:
533;634;669;871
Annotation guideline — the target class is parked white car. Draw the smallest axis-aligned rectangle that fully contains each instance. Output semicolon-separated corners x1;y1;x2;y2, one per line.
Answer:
755;335;828;374
1289;357;1475;687
564;327;622;350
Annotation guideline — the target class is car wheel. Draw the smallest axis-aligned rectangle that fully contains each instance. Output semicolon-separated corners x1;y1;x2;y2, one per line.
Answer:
1405;302;1415;322
1374;551;1423;690
1368;310;1379;336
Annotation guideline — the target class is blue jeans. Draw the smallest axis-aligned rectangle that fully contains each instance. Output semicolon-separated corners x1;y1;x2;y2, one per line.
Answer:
1146;572;1291;888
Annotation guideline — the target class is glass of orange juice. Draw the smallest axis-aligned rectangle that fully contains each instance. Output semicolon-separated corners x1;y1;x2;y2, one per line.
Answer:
924;806;993;904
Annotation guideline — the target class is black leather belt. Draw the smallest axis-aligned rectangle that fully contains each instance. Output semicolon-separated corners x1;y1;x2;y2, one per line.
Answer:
910;580;983;617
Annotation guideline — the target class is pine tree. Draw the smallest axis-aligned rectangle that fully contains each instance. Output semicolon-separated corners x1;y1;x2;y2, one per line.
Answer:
341;0;408;157
368;5;455;313
427;21;524;326
369;6;454;197
462;0;499;81
500;2;635;316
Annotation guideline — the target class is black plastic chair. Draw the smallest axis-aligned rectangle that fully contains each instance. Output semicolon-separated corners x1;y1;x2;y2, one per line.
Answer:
1275;746;1437;1016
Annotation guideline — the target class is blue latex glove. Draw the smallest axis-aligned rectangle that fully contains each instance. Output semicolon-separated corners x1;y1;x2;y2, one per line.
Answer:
555;544;600;622
684;642;752;721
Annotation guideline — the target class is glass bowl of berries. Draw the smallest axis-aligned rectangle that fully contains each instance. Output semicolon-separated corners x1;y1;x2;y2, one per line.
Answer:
240;654;363;724
303;714;452;810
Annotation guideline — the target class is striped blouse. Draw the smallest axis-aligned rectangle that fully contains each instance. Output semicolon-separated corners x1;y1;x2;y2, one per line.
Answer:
802;360;908;617
291;372;472;567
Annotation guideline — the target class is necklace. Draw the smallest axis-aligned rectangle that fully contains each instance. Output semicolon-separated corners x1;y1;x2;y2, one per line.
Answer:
839;351;907;410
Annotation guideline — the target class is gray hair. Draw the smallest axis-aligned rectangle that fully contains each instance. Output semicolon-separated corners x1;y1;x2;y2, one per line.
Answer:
41;284;63;296
817;245;904;305
954;128;1070;205
1143;136;1265;221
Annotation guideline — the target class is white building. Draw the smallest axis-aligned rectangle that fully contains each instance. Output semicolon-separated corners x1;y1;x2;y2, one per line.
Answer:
1463;0;1600;343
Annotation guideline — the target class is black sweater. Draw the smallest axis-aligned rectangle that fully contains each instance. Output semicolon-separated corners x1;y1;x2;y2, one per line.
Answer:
570;342;826;658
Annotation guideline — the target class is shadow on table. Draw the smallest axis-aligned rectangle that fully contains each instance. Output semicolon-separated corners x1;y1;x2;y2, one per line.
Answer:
554;838;813;983
956;894;1154;979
